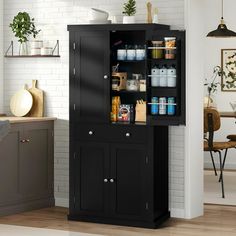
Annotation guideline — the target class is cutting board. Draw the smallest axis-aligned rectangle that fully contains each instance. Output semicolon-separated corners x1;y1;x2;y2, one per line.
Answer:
10;86;33;117
28;80;44;117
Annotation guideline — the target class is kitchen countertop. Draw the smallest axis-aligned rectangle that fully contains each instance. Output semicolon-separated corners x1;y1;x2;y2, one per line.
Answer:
0;117;57;124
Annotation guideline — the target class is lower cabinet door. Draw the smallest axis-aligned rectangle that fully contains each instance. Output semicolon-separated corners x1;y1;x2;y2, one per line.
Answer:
0;125;23;205
19;122;53;199
75;143;110;217
110;144;150;221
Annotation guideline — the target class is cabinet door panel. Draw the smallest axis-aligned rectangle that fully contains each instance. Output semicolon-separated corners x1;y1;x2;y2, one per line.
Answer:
0;125;23;205
146;30;186;126
110;144;149;221
19;123;53;198
75;31;110;124
75;143;109;216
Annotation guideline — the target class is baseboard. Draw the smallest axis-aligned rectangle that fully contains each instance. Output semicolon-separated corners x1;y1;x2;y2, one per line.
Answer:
55;197;69;207
0;197;55;217
170;208;185;218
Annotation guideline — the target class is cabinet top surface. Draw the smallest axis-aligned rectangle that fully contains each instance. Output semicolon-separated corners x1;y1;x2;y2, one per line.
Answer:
0;117;57;124
67;23;170;31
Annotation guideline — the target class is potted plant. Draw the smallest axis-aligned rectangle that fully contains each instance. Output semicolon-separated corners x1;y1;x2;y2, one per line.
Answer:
122;0;136;24
10;12;41;55
204;66;225;108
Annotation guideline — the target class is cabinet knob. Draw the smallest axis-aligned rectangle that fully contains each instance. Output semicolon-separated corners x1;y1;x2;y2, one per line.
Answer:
88;131;94;136
104;179;108;183
26;139;30;143
104;75;108;80
110;179;115;183
20;139;26;143
125;133;131;137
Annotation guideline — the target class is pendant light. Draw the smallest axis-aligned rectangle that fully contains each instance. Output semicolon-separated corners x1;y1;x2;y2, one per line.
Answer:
207;0;236;37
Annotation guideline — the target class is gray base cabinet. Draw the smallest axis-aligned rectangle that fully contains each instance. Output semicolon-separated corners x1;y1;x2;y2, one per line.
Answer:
0;121;55;216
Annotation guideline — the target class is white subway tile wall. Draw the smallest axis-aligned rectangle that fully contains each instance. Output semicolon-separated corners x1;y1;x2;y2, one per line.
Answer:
3;0;185;217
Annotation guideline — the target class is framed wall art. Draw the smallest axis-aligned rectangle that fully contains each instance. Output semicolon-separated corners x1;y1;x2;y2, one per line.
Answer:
221;49;236;91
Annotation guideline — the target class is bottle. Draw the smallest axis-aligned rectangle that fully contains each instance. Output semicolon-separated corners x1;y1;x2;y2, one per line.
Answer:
159;65;167;87
151;97;158;115
167;65;177;87
151;65;160;87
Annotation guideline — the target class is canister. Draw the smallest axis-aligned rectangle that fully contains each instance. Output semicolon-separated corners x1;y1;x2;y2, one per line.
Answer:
41;47;53;56
159;66;167;87
151;66;160;87
127;46;136;61
164;37;176;59
152;41;163;59
117;49;127;60
151;97;158;115
31;40;43;49
167;97;176;115
159;97;167;115
31;48;41;56
136;45;146;60
167;66;177;87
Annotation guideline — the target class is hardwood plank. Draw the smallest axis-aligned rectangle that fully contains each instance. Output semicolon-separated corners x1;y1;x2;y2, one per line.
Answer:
0;205;236;236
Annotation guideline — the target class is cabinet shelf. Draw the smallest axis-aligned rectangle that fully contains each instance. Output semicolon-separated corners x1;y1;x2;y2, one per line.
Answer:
147;58;177;63
5;55;61;58
111;121;147;126
112;90;146;94
116;60;146;63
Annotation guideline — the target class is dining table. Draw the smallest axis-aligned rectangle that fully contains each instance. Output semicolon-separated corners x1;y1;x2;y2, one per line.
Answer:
220;111;236;118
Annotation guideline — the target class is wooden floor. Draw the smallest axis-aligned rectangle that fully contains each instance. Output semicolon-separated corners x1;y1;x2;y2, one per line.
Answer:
0;205;236;236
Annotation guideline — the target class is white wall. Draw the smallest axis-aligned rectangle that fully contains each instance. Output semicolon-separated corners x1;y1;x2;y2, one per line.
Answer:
3;0;188;218
0;0;3;112
184;0;204;218
204;0;236;169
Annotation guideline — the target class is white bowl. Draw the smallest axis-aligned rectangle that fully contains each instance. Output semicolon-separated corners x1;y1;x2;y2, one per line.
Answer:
90;8;109;20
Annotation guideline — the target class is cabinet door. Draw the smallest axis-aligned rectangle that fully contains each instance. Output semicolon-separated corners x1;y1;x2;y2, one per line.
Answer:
146;30;186;125
74;142;110;217
74;31;110;124
19;122;54;199
110;144;150;221
0;124;23;205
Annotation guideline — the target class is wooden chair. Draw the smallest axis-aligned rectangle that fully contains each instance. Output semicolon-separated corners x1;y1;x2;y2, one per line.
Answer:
204;108;236;198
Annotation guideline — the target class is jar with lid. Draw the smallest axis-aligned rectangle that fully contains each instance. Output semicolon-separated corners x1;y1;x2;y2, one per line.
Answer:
126;75;140;91
117;45;127;61
152;41;163;59
164;37;176;59
127;45;136;61
136;45;146;60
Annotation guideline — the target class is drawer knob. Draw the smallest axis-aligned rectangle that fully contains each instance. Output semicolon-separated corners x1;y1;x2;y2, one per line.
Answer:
88;131;94;135
104;179;108;183
125;133;131;137
110;179;115;183
104;75;108;80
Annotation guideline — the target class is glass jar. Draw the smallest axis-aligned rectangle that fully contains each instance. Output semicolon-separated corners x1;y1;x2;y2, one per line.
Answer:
164;37;176;59
152;41;163;59
127;45;136;61
117;45;127;61
136;45;146;60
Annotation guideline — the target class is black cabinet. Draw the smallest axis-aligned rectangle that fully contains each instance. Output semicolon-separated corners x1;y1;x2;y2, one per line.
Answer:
74;142;109;217
74;31;110;124
110;144;149;221
68;24;185;228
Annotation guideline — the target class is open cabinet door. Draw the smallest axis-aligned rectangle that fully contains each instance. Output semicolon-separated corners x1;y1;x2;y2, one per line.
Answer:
146;30;186;126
